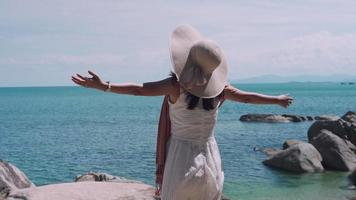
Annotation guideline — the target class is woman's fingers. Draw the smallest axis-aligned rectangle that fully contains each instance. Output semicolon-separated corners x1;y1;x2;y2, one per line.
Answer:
71;76;82;84
71;78;80;86
88;70;99;79
71;76;86;87
72;76;82;82
279;95;293;108
286;99;293;107
76;73;87;81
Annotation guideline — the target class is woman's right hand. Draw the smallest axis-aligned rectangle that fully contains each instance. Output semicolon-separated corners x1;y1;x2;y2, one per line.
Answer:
277;94;293;108
71;70;107;91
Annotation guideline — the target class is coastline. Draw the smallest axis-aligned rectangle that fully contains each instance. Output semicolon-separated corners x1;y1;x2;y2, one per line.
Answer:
1;83;355;200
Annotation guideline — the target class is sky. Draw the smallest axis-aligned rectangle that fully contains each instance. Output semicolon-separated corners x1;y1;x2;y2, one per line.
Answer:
1;0;356;86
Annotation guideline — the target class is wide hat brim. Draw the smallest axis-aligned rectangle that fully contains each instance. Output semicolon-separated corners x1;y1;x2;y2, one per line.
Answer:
169;24;228;98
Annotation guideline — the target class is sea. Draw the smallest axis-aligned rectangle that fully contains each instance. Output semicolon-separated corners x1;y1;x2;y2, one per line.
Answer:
0;82;355;200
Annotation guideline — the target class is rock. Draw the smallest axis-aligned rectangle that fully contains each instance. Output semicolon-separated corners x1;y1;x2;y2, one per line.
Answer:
240;114;306;123
282;140;303;150
263;148;281;156
74;172;231;200
307;116;314;121
0;160;34;199
341;111;356;145
262;143;324;173
315;115;340;121
7;182;155;200
342;111;356;124
239;114;348;123
281;114;306;122
308;119;350;141
254;147;281;156
309;129;356;171
75;172;140;183
308;117;356;146
349;169;356;186
221;195;231;200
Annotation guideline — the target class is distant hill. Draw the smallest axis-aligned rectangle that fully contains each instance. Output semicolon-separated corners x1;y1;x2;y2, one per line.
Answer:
232;74;356;83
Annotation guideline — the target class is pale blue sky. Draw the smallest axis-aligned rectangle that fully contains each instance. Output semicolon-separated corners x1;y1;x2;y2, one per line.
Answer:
1;0;356;86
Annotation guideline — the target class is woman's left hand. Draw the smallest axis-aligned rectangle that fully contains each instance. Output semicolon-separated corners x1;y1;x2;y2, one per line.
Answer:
71;70;106;90
277;94;293;108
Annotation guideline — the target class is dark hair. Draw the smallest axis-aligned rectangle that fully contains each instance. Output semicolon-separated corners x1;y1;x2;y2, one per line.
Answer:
169;72;223;111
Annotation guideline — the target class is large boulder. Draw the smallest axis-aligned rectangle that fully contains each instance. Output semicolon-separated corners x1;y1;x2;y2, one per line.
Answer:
342;111;356;145
240;114;306;123
0;160;34;198
6;182;155;200
309;129;356;171
74;172;231;200
308;117;356;146
262;142;324;173
308;119;350;141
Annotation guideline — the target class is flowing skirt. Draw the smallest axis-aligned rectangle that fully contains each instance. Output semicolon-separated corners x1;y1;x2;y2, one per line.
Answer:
161;135;224;200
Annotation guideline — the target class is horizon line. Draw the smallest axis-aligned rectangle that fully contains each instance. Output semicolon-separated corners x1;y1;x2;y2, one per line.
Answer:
1;80;355;88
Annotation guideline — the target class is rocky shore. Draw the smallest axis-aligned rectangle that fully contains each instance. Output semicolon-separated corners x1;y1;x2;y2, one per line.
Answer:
0;167;155;200
0;163;232;200
2;111;355;199
259;111;356;183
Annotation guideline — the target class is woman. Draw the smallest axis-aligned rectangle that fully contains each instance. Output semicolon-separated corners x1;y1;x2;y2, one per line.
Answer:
72;25;293;200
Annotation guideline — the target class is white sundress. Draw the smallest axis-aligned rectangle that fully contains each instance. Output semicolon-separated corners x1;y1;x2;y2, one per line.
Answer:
160;90;224;200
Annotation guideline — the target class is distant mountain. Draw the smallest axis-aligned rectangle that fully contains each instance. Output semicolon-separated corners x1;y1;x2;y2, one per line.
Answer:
232;74;356;83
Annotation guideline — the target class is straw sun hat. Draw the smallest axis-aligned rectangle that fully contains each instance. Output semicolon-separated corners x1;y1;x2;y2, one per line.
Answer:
170;24;227;98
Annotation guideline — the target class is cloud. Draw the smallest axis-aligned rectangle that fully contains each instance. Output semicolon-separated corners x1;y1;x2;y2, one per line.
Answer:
234;31;356;76
0;54;125;66
1;0;356;85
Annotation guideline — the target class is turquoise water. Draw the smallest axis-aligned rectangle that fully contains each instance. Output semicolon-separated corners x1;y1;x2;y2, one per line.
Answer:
0;82;355;199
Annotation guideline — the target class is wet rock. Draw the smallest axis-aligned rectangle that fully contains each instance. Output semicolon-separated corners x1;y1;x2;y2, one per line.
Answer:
315;115;340;121
281;114;305;122
341;111;356;145
349;169;356;186
254;147;281;157
308;117;356;146
307;116;314;121
282;140;303;150
263;148;281;157
308;119;350;141
0;160;34;199
309;129;356;171
342;111;356;124
240;114;306;123
263;143;324;173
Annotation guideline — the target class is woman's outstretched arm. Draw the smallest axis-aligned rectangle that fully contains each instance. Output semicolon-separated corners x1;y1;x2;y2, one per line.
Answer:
224;84;293;108
71;70;177;96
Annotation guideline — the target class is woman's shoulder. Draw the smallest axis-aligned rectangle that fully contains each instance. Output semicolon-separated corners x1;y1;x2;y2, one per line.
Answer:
166;77;180;103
